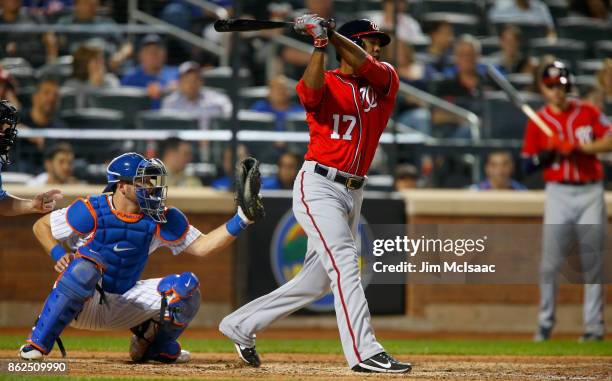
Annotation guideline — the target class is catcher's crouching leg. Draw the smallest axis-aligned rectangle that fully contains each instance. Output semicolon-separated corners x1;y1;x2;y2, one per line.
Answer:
130;272;201;363
21;258;102;358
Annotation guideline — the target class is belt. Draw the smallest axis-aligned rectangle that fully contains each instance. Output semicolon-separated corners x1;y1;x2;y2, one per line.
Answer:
556;180;598;186
314;164;365;190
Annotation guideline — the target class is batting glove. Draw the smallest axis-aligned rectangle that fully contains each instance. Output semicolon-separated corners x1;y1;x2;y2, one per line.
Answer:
294;14;328;48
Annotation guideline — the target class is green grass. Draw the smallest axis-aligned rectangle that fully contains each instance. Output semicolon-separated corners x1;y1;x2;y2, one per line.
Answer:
0;335;610;357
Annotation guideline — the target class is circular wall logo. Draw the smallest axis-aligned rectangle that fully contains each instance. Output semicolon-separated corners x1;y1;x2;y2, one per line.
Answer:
270;209;374;312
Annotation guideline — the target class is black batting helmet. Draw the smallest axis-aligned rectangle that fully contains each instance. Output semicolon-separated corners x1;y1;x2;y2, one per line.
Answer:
541;61;573;92
337;19;391;48
0;100;19;166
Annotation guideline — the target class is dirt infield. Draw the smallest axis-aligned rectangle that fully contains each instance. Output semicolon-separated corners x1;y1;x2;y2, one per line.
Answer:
1;350;610;381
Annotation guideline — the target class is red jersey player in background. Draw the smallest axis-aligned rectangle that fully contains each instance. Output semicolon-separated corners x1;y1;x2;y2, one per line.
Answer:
522;61;612;342
220;16;412;373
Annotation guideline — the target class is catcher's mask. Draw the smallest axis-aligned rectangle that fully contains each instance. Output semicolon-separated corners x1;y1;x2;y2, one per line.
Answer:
134;158;168;223
0;100;19;166
104;152;168;223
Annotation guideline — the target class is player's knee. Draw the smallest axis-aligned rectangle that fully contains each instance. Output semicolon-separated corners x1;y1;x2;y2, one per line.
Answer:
158;272;201;326
57;257;102;299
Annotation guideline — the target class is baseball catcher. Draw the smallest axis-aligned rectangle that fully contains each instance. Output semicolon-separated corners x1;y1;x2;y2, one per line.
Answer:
19;152;264;362
0;99;62;215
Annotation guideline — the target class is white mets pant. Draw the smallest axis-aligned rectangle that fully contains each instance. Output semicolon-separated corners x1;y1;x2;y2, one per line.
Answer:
539;182;606;336
220;161;384;368
69;278;162;331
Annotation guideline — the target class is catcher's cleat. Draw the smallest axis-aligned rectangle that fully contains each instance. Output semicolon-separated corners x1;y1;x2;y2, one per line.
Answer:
578;333;604;343
352;352;412;373
234;343;261;367
19;344;44;361
534;326;552;342
175;350;191;364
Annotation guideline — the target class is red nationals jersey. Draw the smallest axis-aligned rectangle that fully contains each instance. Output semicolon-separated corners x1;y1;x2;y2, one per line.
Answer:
296;55;399;176
522;100;612;183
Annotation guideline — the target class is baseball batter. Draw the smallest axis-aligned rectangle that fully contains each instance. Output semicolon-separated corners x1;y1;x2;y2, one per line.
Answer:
219;16;411;373
19;153;264;362
522;61;612;342
0;100;61;216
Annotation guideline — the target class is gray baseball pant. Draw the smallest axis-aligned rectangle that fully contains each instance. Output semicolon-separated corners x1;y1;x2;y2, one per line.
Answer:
539;182;606;336
220;161;384;368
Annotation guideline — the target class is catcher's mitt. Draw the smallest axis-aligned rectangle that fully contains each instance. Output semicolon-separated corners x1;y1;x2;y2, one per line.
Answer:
235;157;265;222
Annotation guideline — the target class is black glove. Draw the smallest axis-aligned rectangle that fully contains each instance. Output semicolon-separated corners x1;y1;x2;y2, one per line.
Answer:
234;157;265;222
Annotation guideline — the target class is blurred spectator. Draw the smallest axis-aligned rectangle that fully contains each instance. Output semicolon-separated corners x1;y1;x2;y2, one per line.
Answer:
366;0;427;45
490;25;531;74
262;151;301;190
433;35;487;138
162;61;231;130
597;58;612;103
27;142;78;186
0;0;58;66
470;150;526;190
19;76;65;157
488;0;555;35
0;66;20;108
63;44;119;108
583;85;605;110
159;137;202;188
569;0;611;21
22;0;72;20
250;75;303;131
122;34;178;109
396;42;433;135
56;0;121;54
211;144;249;190
394;163;420;191
423;20;454;74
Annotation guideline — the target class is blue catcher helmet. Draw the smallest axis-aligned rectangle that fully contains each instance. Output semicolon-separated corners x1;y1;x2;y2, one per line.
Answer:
103;152;169;223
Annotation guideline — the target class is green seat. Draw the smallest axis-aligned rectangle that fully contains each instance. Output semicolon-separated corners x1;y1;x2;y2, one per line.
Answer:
529;38;587;70
423;12;480;36
136;110;200;130
87;87;151;127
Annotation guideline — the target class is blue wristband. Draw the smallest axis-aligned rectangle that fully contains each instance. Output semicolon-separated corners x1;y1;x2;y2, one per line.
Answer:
225;213;249;237
50;244;66;262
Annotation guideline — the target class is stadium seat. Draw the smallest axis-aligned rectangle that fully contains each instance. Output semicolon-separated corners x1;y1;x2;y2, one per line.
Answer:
479;36;500;56
210;110;277;131
60;108;126;163
422;13;480;36
506;73;534;90
286;113;308;132
59;87;78;110
529;38;587;70
238;86;269;109
422;0;483;17
557;17;612;48
61;108;125;129
8;66;37;89
87;87;151;127
37;55;73;84
605;102;612;116
16;86;35;110
545;0;568;22
202;66;252;91
594;41;612;59
491;21;548;41
577;60;604;76
483;91;544;139
0;57;31;70
136;110;199;130
573;75;597;94
335;0;382;14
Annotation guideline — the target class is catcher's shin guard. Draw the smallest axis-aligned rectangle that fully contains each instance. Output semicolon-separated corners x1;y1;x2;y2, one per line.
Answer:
143;272;201;362
27;257;102;354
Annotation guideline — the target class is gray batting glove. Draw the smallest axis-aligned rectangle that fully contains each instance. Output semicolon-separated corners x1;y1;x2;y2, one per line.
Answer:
294;14;328;48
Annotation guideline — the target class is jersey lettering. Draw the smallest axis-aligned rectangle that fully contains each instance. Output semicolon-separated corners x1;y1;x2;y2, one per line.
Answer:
331;114;357;141
360;86;378;113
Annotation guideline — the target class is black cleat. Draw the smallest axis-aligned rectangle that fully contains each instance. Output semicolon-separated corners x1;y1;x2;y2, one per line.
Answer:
352;352;412;373
234;343;261;367
579;333;604;342
534;326;552;342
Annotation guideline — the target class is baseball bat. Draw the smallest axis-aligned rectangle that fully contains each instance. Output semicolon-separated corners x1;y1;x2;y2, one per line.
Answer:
486;64;554;137
214;18;334;32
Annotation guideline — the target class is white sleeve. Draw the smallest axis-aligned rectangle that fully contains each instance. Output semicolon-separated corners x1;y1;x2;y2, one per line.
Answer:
50;208;77;241
149;225;203;256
